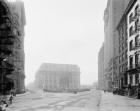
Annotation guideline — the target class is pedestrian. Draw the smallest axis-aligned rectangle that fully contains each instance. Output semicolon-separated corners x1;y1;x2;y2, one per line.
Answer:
10;89;14;97
137;83;140;99
9;95;13;104
13;89;16;97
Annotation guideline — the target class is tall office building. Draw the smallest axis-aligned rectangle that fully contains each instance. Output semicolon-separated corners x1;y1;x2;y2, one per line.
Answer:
98;44;105;90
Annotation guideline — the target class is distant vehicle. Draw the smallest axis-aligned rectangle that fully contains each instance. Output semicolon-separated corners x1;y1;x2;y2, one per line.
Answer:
73;91;77;94
113;87;119;94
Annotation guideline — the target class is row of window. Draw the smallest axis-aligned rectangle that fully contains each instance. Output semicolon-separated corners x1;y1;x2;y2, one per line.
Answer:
119;41;127;53
129;74;139;85
129;20;140;37
119;62;127;74
119;23;127;44
129;4;140;37
119;53;140;73
129;4;139;24
129;53;140;69
119;50;127;63
129;35;140;51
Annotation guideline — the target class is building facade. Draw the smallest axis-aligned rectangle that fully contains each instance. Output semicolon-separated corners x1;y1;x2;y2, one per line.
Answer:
98;44;105;90
0;0;26;94
35;63;80;92
127;0;140;92
117;9;128;89
103;0;131;91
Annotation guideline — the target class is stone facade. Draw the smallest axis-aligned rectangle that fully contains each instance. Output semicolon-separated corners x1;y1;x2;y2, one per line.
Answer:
114;0;140;96
8;0;26;94
103;0;131;91
117;10;128;89
127;0;140;90
35;63;80;92
98;44;105;90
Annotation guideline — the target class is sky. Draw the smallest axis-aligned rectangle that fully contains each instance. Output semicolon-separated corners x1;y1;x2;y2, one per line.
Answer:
19;0;108;85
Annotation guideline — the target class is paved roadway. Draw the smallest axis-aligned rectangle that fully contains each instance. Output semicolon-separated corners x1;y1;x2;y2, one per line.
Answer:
7;89;101;111
8;89;140;111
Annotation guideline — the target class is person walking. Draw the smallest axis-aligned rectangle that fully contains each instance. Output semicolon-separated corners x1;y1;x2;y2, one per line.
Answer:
9;95;13;104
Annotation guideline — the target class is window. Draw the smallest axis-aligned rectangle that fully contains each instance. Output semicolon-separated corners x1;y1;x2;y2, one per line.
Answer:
119;66;121;73
119;46;121;53
122;65;124;72
129;26;133;36
125;41;127;47
122;43;125;50
130;75;132;84
129;13;133;23
135;19;138;32
135;35;139;46
135;5;139;17
129;40;133;51
122;53;124;62
135;74;139;84
119;56;121;63
122;26;125;41
125;62;128;71
119;27;122;43
135;53;139;67
129;56;133;69
125;50;127;59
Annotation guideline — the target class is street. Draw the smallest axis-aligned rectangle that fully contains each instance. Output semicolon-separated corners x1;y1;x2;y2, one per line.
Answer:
6;89;140;111
7;89;100;111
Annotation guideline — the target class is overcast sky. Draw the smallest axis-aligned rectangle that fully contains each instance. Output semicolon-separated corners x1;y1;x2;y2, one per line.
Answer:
21;0;107;85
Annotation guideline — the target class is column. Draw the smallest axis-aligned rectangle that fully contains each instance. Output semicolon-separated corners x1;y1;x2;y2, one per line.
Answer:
133;74;135;86
128;74;130;84
139;73;140;83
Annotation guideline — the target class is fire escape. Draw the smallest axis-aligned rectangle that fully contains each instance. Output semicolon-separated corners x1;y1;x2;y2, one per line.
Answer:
127;7;140;74
0;0;16;95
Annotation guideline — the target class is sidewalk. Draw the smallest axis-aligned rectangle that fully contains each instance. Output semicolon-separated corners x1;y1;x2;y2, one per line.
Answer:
99;91;140;111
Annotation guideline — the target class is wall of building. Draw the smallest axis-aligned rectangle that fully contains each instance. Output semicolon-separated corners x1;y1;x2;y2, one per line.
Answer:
103;0;131;91
98;44;105;90
0;0;26;94
127;0;140;87
35;63;80;92
117;12;128;89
